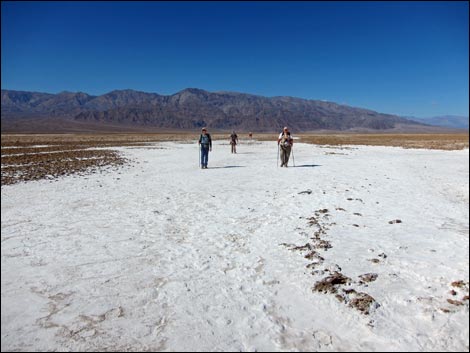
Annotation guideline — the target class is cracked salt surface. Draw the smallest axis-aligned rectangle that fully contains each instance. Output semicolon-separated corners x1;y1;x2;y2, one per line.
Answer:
1;141;468;351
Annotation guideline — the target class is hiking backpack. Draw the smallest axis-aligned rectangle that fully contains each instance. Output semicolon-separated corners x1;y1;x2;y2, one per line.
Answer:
200;134;210;146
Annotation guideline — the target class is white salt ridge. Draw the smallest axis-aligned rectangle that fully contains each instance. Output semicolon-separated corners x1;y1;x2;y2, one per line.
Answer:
1;144;54;149
1;141;468;351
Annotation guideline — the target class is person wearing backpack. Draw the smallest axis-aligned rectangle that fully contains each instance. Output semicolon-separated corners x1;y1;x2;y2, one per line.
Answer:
230;131;238;154
198;127;212;169
277;126;294;167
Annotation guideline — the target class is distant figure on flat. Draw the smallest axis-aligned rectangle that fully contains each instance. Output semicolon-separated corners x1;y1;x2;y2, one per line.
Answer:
198;127;212;169
230;131;238;153
249;132;253;140
277;126;294;167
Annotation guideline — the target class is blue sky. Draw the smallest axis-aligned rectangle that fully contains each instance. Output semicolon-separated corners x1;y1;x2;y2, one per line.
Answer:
1;1;468;118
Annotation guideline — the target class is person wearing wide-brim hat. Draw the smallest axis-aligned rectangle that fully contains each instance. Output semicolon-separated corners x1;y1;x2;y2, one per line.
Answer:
198;127;212;169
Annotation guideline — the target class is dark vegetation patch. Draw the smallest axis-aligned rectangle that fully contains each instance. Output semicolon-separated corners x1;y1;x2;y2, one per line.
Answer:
1;135;141;185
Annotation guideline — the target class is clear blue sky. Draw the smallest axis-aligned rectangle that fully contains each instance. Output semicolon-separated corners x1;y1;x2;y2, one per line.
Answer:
2;1;468;118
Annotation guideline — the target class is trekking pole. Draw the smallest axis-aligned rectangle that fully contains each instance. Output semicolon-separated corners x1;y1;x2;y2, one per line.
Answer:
198;144;201;168
277;144;280;167
291;146;295;167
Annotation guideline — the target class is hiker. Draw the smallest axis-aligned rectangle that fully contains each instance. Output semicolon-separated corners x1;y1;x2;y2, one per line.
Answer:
230;131;238;153
277;126;294;167
198;127;212;169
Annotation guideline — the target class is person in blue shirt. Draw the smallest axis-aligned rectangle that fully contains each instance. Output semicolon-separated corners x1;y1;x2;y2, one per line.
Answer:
198;127;212;169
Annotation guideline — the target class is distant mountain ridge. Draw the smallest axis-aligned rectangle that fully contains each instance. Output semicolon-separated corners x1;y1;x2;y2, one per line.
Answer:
405;115;469;130
1;88;439;133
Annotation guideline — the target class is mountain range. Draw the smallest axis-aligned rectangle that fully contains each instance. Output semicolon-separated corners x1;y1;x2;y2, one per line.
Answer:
1;88;461;133
405;115;469;130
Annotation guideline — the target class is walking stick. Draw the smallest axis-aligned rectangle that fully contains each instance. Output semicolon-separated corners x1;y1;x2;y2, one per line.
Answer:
277;143;280;167
291;145;295;167
198;144;201;168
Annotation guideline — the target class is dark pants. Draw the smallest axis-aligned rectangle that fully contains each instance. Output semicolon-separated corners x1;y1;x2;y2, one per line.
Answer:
201;146;209;167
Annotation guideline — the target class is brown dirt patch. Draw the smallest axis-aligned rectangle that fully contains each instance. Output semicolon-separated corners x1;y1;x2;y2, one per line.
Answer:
313;272;351;294
358;273;378;283
295;133;469;150
348;292;378;315
0;134;143;185
232;132;469;150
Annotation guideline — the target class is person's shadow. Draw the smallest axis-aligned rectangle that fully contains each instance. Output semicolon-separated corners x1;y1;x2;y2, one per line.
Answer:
207;165;245;169
293;164;321;168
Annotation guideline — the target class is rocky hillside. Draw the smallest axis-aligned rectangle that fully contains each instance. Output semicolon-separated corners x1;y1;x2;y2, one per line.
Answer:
2;88;426;132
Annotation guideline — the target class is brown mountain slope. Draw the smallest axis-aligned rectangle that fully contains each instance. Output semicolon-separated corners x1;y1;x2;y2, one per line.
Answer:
2;88;432;133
